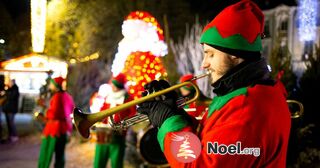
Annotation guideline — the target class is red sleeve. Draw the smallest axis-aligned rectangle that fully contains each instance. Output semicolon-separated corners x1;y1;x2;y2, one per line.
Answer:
162;122;260;167
159;97;262;167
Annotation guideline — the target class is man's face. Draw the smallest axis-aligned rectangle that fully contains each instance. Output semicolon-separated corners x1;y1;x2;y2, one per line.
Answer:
8;80;14;87
201;44;243;84
110;82;120;92
180;87;191;97
48;82;57;92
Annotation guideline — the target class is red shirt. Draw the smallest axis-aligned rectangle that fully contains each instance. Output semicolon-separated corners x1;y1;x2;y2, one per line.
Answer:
43;91;74;137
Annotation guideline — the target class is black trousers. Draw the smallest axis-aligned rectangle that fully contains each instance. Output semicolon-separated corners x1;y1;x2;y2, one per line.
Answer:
0;110;2;139
4;112;17;137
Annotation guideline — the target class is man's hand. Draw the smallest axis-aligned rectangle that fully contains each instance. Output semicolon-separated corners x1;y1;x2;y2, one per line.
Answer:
137;80;180;128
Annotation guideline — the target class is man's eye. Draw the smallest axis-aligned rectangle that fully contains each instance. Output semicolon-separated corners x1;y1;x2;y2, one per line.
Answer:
204;51;214;58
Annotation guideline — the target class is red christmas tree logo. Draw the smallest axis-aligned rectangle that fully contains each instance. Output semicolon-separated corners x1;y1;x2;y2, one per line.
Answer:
170;132;201;163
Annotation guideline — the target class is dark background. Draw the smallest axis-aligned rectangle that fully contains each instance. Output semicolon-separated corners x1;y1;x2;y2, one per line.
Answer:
0;0;298;59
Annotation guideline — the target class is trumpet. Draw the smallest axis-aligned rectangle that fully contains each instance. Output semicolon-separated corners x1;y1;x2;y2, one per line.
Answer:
287;99;304;119
73;71;211;139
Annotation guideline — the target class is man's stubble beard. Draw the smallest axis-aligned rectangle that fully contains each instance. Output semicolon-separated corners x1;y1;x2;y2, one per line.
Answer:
209;57;237;85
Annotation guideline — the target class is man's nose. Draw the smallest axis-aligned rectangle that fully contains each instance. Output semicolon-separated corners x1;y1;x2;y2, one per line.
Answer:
201;59;210;69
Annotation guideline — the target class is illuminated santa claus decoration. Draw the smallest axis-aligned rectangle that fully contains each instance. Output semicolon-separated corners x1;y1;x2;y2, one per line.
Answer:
111;11;168;99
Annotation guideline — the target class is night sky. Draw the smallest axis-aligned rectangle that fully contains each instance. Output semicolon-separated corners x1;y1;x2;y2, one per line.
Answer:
1;0;29;19
0;0;298;58
1;0;297;22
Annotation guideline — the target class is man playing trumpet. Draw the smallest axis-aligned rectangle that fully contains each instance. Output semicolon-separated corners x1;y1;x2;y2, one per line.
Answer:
137;1;291;167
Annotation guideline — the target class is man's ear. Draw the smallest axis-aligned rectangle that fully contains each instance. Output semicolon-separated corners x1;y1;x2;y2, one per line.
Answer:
230;55;244;64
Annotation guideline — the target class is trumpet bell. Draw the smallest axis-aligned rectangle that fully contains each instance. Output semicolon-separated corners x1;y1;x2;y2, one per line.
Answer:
73;107;91;138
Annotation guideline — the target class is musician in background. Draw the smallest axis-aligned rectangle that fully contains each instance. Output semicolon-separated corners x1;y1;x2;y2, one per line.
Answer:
179;74;211;119
93;73;136;168
38;77;74;168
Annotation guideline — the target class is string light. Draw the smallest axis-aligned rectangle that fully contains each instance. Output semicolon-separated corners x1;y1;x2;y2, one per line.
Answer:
69;52;100;64
31;0;47;53
298;0;318;41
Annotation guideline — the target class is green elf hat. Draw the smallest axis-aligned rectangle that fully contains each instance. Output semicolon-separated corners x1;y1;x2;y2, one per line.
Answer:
200;0;264;59
111;73;127;89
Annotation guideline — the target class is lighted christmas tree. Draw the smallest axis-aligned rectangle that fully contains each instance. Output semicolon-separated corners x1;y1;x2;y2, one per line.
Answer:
111;11;168;99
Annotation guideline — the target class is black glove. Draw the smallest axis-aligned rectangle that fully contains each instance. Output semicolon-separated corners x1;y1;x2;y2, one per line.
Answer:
137;80;180;128
141;80;178;100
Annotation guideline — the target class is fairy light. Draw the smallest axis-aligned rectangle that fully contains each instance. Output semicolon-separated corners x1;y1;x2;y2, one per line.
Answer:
122;51;166;98
31;0;47;53
68;52;100;64
298;0;318;41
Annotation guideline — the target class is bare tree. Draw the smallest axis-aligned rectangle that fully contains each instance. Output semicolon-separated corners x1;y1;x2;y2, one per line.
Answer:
170;19;213;98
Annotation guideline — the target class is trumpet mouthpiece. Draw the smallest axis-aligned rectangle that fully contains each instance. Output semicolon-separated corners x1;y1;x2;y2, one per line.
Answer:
191;70;211;81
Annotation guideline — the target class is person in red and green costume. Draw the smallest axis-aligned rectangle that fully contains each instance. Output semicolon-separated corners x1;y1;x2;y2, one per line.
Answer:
93;73;136;168
179;74;211;119
38;77;75;168
137;0;291;167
